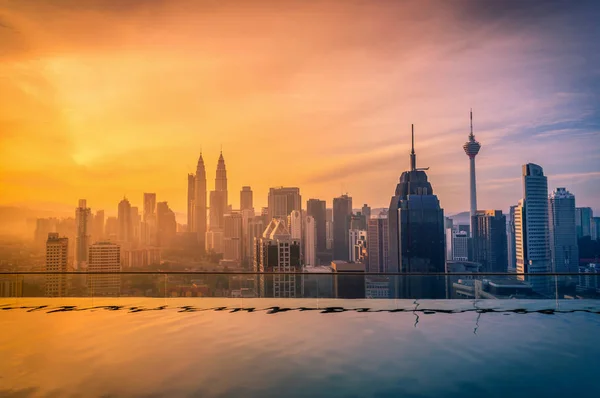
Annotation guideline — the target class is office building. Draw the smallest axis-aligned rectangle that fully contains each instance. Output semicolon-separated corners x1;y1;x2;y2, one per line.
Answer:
515;164;551;294
304;215;317;267
240;186;253;211
223;212;243;263
575;207;593;238
307;199;327;254
362;204;371;220
75;199;92;268
349;229;367;263
118;197;133;244
87;241;121;296
241;208;256;262
94;210;105;242
472;210;508;273
143;193;157;246
206;230;224;253
247;216;265;263
209;152;228;231
548;188;579;273
331;261;365;299
349;212;367;231
507;205;517;272
157;202;177;247
254;219;302;297
388;125;445;298
463;110;481;236
289;210;303;240
187;173;195;231
130;206;141;245
268;187;301;221
333;194;352;261
193;154;208;249
45;233;68;297
450;230;469;261
367;217;389;272
122;247;161;268
577;263;600;293
592;217;600;241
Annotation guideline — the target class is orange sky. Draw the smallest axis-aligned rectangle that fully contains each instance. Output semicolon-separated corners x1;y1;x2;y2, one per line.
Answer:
1;0;599;220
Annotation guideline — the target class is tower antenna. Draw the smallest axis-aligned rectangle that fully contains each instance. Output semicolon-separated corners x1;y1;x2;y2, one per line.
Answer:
410;124;416;171
470;108;474;138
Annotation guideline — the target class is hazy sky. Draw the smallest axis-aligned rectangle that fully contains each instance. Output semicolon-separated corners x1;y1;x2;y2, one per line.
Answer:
1;0;599;219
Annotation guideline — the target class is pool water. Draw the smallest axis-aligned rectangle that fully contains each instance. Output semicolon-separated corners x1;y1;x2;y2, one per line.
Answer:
1;298;599;398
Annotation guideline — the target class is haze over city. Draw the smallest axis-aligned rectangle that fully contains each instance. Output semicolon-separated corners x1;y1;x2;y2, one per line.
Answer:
1;0;599;225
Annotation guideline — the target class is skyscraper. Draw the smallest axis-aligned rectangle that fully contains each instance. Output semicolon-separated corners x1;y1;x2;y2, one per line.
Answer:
94;210;105;243
289;210;303;240
472;210;508;273
75;199;92;269
241;207;256;262
157;202;177;247
194;153;207;249
223;212;243;263
367;217;389;273
362;204;371;220
463;110;481;237
254;219;301;297
88;241;121;296
507;205;517;272
349;229;367;263
304;215;316;267
209;152;228;231
143;193;157;246
575;207;593;238
592;217;600;240
118;198;132;244
240;186;253;211
130;206;141;245
450;230;469;261
388;125;445;299
515;164;550;294
333;194;352;261
45;233;68;297
548;188;578;273
187;173;195;231
268;187;301;221
307;199;327;254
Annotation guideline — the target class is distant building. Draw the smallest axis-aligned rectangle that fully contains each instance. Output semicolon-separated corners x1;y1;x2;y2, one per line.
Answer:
122;247;161;268
209;152;228;231
515;164;551;294
223;212;243;264
388;125;445;299
507;205;517;272
333;194;352;261
247;216;264;264
268;187;301;221
592;217;600;241
240;186;253;211
349;212;367;231
75;199;92;269
206;230;224;254
575;207;593;238
254;219;302;297
193;154;207;249
472;210;508;273
367;217;389;272
361;204;371;220
307;199;327;254
349;229;367;263
577;263;600;293
241;208;256;262
304;216;317;267
118;197;133;245
88;241;121;296
331;261;365;299
157;202;177;247
46;232;69;297
450;230;469;261
548;188;579;273
142;193;157;246
94;210;105;243
187;173;195;232
105;217;118;241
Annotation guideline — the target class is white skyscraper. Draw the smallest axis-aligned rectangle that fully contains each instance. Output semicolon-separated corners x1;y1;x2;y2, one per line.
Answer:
289;210;303;240
463;110;481;237
548;188;579;274
515;164;550;294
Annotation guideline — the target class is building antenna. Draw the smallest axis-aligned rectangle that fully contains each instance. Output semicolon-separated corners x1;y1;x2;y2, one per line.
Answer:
470;108;474;138
410;124;416;171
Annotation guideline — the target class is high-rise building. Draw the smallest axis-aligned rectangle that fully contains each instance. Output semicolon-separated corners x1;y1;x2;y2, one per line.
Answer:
349;212;367;231
307;199;327;254
241;208;256;262
472;210;508;273
450;230;469;261
94;210;105;243
304;216;316;267
507;205;517;272
367;217;389;272
333;194;352;261
575;207;593;238
240;186;253;211
187;173;195;231
223;212;243;263
75;199;92;269
141;193;157;246
548;188;578;273
247;216;265;263
206;230;224;253
362;204;371;220
194;154;207;249
388;125;445;299
349;229;367;263
592;217;600;240
105;217;118;241
289;210;303;240
253;219;301;297
463;110;482;237
130;206;141;245
326;208;334;251
88;241;121;296
45;233;68;297
515;164;550;294
118;198;132;244
157;202;177;247
268;187;301;221
209;152;228;231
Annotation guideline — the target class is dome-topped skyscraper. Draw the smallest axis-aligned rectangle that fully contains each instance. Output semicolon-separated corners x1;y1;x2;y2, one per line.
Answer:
463;110;481;236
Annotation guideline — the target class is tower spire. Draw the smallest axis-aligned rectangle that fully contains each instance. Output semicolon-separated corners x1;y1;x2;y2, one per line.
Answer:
470;108;474;138
410;124;416;171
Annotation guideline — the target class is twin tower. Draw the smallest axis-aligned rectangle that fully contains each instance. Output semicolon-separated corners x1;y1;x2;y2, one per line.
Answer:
187;152;228;248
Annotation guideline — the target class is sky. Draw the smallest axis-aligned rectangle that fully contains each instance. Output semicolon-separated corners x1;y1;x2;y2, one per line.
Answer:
1;0;599;221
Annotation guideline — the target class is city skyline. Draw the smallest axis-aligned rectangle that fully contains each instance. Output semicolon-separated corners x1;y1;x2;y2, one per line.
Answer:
1;1;599;222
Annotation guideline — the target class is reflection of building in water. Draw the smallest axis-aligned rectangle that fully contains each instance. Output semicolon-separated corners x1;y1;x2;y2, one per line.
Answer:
445;260;481;299
0;274;23;297
577;264;600;294
331;261;365;299
88;241;121;296
302;266;334;298
254;219;302;298
453;278;538;299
